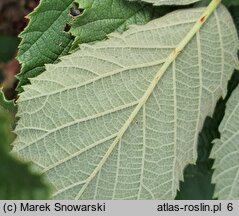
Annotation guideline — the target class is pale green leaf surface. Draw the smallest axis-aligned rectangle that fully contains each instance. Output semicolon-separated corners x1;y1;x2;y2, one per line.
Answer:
211;86;239;199
13;6;238;199
126;0;200;6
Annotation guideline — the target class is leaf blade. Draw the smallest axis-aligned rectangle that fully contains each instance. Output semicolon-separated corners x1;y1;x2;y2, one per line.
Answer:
13;5;238;199
211;85;239;199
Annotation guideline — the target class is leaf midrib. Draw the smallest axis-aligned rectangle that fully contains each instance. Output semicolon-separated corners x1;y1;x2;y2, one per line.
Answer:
72;1;221;199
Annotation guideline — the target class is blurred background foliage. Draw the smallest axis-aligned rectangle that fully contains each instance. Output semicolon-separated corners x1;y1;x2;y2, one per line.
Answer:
0;0;50;199
0;102;50;199
0;0;238;200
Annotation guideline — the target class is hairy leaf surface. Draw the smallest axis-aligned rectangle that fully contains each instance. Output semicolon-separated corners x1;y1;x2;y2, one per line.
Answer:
13;6;238;199
127;0;200;6
211;86;239;199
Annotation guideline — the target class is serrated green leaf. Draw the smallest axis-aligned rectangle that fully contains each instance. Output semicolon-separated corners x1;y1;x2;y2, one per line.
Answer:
127;0;200;6
70;0;154;49
17;0;73;90
17;0;156;90
211;85;239;199
13;5;238;199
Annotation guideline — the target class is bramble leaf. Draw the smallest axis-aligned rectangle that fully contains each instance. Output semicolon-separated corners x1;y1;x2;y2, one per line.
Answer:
13;5;238;199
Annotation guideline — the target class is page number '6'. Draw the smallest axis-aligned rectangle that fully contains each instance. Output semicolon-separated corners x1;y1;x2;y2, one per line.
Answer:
227;203;233;211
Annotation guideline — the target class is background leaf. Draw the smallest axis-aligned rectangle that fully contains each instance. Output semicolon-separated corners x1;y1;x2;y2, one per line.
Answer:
70;0;154;49
0;90;17;113
126;0;200;6
229;6;239;35
0;107;14;152
222;0;239;7
196;0;239;7
211;78;239;199
0;106;50;199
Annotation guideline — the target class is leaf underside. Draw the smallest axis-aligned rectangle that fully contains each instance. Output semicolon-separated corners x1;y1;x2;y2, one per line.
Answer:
211;86;239;199
126;0;200;6
13;5;238;199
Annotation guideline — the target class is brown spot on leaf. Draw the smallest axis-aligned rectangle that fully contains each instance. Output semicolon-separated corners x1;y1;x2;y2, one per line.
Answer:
200;15;206;23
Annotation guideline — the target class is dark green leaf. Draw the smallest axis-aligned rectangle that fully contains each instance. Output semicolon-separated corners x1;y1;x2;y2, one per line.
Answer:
0;153;50;200
222;0;239;7
70;0;154;49
229;6;239;35
17;0;73;91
